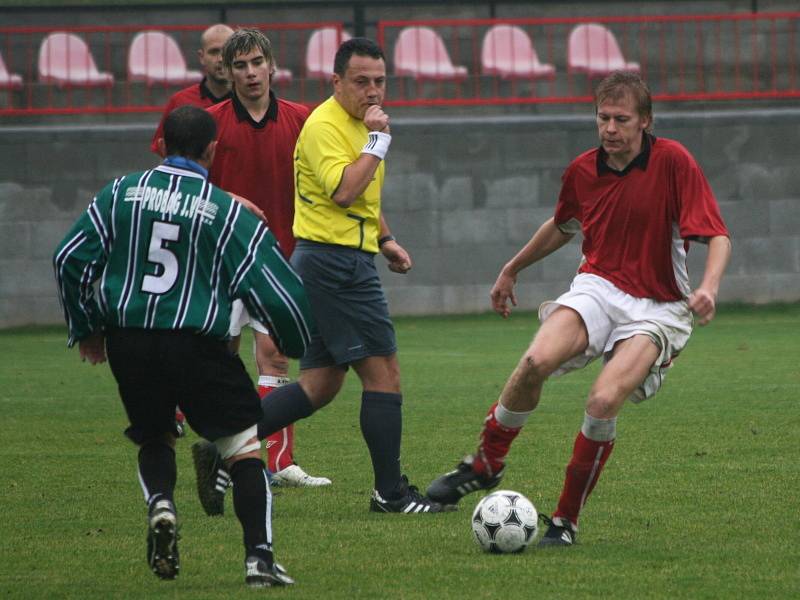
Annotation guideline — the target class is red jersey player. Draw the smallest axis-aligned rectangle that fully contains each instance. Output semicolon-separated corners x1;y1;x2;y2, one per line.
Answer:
192;29;330;512
427;71;731;546
150;24;233;436
151;24;234;156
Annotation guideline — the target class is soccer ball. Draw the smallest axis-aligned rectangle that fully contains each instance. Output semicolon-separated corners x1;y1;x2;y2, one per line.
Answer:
471;490;539;553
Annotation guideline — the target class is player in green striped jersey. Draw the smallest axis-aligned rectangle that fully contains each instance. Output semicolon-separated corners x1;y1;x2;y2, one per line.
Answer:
53;105;312;587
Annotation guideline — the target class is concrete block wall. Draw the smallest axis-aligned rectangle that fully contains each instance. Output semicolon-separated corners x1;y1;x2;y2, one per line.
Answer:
1;107;799;327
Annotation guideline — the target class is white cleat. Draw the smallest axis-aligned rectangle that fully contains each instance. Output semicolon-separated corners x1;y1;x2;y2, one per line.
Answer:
271;464;332;487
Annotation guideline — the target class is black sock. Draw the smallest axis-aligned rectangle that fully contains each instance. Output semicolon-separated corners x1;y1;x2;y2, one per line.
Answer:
229;457;273;564
138;442;176;509
360;391;403;498
257;382;314;439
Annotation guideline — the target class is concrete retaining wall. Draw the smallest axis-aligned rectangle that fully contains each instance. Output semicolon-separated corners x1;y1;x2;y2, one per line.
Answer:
1;107;799;327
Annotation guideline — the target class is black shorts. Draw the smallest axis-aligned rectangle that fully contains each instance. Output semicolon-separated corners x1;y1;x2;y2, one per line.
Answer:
291;240;397;369
106;328;262;444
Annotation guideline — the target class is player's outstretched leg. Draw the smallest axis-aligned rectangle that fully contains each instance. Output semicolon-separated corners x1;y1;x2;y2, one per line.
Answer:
192;439;231;516
147;497;179;579
539;414;616;547
428;402;527;505
227;455;294;587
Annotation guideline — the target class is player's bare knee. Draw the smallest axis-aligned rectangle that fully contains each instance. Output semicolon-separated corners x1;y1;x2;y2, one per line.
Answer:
519;350;555;383
586;388;624;419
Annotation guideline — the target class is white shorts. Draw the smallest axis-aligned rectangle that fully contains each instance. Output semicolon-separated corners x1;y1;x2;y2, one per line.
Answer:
229;299;270;337
539;273;693;402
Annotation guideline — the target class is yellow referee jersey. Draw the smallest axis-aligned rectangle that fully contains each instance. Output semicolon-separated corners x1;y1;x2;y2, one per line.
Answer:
293;96;384;253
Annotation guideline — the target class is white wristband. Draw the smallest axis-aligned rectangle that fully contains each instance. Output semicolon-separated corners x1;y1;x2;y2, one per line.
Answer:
361;131;391;160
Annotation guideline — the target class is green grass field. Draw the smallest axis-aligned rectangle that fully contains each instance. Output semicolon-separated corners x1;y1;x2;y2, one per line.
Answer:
1;305;798;599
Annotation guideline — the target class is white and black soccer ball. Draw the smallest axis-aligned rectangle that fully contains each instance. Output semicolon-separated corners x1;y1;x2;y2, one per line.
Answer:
471;490;539;553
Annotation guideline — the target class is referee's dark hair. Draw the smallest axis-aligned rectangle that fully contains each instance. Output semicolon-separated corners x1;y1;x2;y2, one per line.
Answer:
333;37;385;76
163;105;217;160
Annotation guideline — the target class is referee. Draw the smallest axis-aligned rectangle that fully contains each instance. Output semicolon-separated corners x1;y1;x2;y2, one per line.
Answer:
53;105;312;587
261;38;443;513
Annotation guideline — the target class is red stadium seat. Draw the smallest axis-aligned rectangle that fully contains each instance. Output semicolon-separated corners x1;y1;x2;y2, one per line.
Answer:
0;51;23;90
305;27;351;79
128;31;202;86
272;66;293;84
481;25;555;80
38;32;114;88
393;26;468;81
567;23;640;77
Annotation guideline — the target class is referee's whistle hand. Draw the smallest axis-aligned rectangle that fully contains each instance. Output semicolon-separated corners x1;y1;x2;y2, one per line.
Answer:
364;105;390;132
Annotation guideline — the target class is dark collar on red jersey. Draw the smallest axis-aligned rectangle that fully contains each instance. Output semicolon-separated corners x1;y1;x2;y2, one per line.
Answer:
231;89;279;129
596;133;655;177
198;77;232;104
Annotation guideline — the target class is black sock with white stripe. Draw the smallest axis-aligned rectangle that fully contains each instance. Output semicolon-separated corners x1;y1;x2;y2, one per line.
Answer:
229;457;274;564
257;382;314;439
360;391;403;498
138;442;176;508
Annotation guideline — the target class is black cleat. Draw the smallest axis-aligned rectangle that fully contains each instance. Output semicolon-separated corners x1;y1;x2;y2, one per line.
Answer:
370;475;449;514
426;456;504;506
147;499;179;580
537;515;577;547
191;440;230;516
245;557;295;588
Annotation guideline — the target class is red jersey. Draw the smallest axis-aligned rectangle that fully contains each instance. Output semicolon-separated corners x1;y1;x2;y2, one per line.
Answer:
554;135;728;302
150;78;232;154
208;92;310;256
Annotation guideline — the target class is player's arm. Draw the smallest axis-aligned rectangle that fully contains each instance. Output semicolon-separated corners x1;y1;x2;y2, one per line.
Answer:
491;217;574;318
331;105;391;208
688;234;731;326
53;195;110;350
227;192;267;223
378;212;411;274
232;213;314;359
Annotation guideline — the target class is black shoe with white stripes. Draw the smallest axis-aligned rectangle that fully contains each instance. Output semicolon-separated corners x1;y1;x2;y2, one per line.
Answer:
245;557;295;588
370;475;446;514
426;455;504;506
191;440;230;517
147;498;179;580
537;514;577;547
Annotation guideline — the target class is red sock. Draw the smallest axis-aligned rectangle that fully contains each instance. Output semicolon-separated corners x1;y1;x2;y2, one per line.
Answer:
473;402;521;477
174;407;185;424
259;385;295;473
553;431;615;528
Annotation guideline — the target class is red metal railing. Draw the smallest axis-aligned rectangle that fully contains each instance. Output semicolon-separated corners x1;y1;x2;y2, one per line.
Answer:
0;22;345;115
378;12;800;106
1;14;798;115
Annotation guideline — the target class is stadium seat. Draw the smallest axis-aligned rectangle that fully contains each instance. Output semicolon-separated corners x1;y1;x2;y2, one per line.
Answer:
272;66;293;84
128;31;202;86
0;51;23;90
305;27;351;79
38;32;114;88
481;24;555;80
567;23;640;77
393;26;468;81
